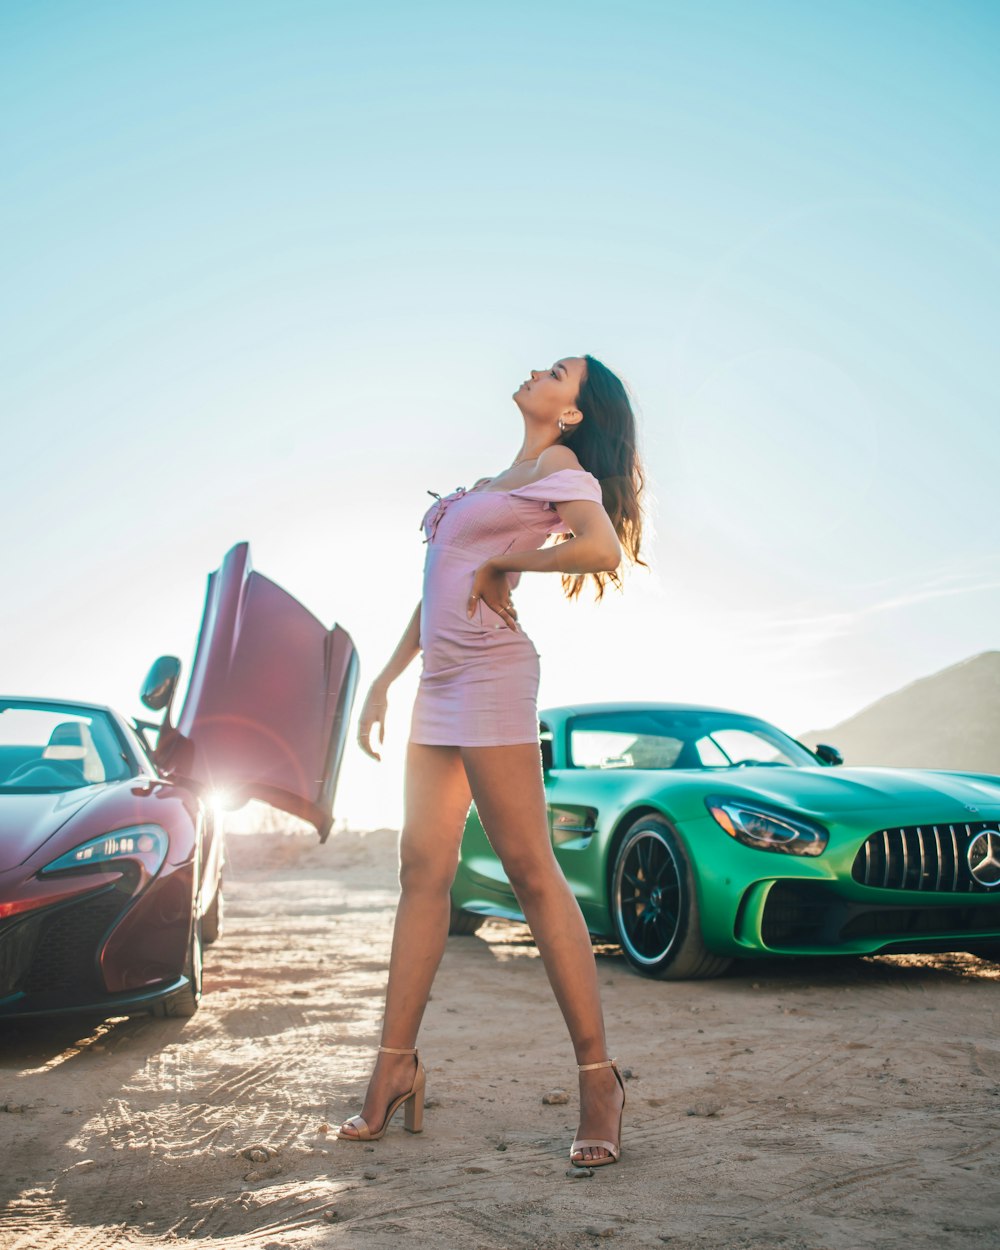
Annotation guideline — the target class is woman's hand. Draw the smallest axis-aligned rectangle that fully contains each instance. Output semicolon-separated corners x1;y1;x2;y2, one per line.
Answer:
357;680;389;761
467;560;519;632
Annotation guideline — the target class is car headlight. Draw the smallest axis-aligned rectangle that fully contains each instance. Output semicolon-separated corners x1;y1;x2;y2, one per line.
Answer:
40;824;169;876
704;795;828;856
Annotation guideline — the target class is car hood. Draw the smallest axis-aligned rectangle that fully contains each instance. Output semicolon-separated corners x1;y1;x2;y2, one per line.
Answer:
708;765;1000;817
0;786;106;872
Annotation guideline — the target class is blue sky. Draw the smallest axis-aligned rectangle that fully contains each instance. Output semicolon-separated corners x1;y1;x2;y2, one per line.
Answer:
2;0;998;830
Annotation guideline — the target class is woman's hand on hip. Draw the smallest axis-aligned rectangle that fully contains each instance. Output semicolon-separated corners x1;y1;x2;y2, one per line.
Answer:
357;681;388;761
468;560;519;632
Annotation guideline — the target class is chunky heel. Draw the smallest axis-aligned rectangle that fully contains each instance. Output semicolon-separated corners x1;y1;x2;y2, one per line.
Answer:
403;1075;425;1132
336;1044;427;1142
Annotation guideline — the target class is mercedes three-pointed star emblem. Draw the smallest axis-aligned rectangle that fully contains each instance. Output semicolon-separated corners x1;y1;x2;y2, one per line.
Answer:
967;829;1000;888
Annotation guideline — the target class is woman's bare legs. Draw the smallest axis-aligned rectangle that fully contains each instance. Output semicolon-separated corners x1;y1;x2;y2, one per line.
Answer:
338;740;472;1137
339;737;623;1162
460;742;625;1165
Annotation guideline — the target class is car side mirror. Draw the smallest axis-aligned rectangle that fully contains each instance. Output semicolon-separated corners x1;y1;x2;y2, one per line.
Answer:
813;742;843;766
140;656;181;714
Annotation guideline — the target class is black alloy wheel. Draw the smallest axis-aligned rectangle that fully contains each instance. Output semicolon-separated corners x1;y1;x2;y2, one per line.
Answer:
610;816;733;980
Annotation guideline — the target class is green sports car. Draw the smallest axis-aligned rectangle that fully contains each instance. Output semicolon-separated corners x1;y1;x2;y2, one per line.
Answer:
448;702;1000;979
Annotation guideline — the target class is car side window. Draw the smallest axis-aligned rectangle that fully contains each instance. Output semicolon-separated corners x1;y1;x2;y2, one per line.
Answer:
569;725;684;770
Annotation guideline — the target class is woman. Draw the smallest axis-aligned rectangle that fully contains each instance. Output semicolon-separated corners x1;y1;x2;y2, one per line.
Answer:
337;354;647;1167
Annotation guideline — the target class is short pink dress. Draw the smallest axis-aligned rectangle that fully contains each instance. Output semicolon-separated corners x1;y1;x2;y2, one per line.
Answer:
409;468;605;747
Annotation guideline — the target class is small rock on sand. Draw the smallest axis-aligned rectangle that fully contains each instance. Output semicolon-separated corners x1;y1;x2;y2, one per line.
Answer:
686;1099;724;1117
542;1088;569;1104
243;1162;283;1182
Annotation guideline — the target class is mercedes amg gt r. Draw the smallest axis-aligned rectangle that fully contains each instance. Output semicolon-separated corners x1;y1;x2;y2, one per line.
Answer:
449;702;1000;978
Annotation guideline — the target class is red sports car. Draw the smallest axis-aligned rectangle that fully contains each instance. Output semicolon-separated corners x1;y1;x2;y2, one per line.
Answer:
0;542;358;1020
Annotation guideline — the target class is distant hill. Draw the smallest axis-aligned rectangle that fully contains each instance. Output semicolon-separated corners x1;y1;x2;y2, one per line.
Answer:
797;650;1000;772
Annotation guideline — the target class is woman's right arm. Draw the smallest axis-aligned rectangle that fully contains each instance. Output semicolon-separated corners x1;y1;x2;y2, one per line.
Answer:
357;599;421;761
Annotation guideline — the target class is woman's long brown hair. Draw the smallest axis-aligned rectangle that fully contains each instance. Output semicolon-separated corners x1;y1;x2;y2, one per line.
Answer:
553;353;648;602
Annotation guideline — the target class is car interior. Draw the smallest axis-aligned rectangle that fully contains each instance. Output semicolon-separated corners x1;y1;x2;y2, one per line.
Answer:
0;710;131;789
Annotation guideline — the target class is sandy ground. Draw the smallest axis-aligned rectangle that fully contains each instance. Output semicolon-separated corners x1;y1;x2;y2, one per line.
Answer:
1;826;999;1250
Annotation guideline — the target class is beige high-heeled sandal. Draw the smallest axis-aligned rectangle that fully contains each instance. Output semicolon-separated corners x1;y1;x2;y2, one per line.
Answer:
336;1045;426;1141
569;1057;626;1167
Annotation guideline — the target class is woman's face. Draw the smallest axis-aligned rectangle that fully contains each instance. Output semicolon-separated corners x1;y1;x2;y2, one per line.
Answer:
513;356;587;416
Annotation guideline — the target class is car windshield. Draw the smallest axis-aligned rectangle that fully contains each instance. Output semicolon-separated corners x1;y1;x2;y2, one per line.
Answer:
568;709;816;770
0;701;132;792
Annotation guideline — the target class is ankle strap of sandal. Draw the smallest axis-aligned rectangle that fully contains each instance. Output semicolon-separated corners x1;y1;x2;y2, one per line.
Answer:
378;1044;418;1054
578;1056;616;1071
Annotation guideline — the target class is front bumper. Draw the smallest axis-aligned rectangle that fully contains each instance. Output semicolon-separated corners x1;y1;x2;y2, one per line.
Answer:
0;976;191;1019
684;811;1000;958
736;878;1000;955
0;874;191;1019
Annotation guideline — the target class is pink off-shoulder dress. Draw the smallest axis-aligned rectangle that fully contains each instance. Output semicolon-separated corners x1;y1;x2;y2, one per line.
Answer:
409;467;605;747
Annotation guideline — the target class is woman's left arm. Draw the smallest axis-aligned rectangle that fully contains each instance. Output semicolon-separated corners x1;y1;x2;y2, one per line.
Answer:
467;500;621;624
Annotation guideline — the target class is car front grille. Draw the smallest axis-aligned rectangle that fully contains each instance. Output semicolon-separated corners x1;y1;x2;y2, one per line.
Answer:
758;886;835;946
0;886;129;999
759;881;1000;949
851;821;1000;893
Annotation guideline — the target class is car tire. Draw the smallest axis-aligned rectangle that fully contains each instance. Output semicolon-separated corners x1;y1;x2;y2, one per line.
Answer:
153;914;204;1017
610;815;733;980
448;895;486;936
202;879;224;945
